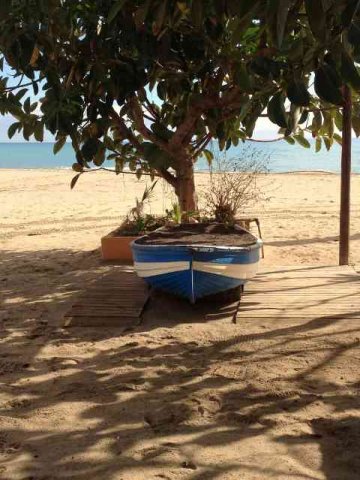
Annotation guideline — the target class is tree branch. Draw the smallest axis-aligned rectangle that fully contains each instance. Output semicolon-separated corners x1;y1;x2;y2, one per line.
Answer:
109;107;177;187
128;95;174;155
169;96;217;150
81;166;167;179
247;137;285;142
110;108;144;152
159;167;178;187
169;86;244;151
4;77;42;92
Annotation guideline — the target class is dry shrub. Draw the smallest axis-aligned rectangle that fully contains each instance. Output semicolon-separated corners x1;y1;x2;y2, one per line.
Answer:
203;147;270;223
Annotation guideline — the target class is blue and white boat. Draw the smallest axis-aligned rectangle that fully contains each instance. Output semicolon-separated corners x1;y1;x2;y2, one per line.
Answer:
131;224;262;303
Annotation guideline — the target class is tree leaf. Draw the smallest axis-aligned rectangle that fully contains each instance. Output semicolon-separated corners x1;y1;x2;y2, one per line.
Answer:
348;22;360;47
153;0;168;36
234;64;252;92
315;137;322;152
311;110;322;135
93;144;106;166
24;97;31;114
231;1;260;43
305;0;325;41
333;133;342;145
342;0;360;27
286;104;302;134
284;136;295;144
299;109;309;125
287;80;310;106
115;158;124;174
81;138;100;161
29;45;39;66
32;80;39;96
203;149;214;166
54;136;66;154
323;136;333;151
23;123;33;141
72;163;83;172
352;116;360;137
34;122;44;142
191;0;203;28
341;50;360;91
15;88;27;101
0;2;10;21
314;66;344;105
70;173;81;190
334;110;343;131
177;2;188;14
294;134;310;148
322;111;334;138
268;92;288;128
8;122;20;139
321;0;334;12
267;0;291;48
134;0;151;28
108;0;128;23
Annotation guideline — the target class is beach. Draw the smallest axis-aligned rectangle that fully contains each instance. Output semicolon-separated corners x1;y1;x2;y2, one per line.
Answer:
1;169;360;479
1;168;360;265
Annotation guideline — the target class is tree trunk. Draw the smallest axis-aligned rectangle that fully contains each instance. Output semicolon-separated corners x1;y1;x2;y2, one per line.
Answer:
176;160;197;214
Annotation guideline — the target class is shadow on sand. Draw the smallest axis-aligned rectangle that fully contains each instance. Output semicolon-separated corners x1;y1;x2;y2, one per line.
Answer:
0;249;359;479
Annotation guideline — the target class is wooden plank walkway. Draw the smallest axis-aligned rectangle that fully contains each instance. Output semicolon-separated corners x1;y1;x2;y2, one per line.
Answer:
63;266;149;328
63;264;359;328
237;265;360;322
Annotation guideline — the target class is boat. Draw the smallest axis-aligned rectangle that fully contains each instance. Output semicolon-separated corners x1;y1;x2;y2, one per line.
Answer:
131;223;262;303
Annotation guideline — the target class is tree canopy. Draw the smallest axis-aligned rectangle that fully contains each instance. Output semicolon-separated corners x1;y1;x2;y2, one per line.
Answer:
0;0;360;210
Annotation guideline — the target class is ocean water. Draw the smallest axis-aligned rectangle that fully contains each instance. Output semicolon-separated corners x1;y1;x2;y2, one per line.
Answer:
0;140;359;173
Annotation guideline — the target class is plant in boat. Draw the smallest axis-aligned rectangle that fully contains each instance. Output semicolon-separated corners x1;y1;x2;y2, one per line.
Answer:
165;202;182;225
0;1;360;213
203;147;270;224
119;181;163;235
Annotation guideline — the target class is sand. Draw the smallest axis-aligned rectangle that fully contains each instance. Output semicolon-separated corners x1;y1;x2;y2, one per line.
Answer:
0;169;359;479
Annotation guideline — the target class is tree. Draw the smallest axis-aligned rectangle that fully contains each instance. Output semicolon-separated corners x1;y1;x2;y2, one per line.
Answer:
1;0;360;212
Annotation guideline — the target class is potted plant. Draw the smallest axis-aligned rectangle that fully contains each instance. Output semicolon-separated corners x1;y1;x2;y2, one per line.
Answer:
101;181;164;261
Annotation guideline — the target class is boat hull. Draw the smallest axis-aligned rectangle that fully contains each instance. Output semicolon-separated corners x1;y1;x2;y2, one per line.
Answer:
132;239;262;303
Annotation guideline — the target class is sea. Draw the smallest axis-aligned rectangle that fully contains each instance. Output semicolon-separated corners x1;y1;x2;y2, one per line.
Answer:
0;139;359;173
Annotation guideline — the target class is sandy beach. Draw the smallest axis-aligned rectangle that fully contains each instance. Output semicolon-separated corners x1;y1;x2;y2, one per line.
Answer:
1;169;360;479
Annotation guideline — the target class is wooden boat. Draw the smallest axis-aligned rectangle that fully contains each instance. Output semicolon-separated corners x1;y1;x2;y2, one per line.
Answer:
131;223;262;303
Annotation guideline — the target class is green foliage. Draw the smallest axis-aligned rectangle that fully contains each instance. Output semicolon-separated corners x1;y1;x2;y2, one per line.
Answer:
0;0;360;203
120;180;163;234
165;203;182;224
268;92;288;129
315;65;344;106
287;81;311;107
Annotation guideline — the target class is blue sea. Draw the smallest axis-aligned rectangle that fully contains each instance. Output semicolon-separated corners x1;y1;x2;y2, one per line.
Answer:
0;140;359;173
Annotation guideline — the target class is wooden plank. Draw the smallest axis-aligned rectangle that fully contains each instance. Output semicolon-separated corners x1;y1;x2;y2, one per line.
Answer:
237;265;360;322
63;266;149;327
64;316;142;328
